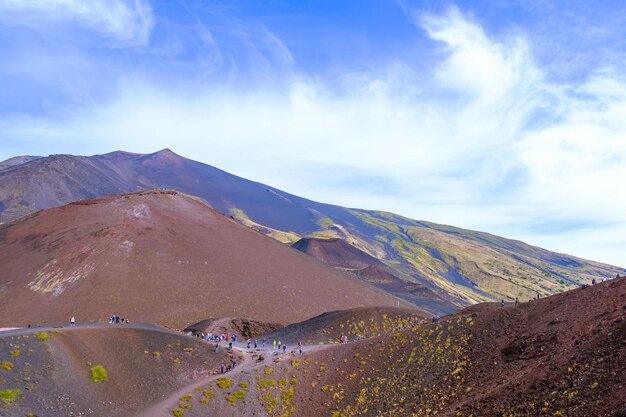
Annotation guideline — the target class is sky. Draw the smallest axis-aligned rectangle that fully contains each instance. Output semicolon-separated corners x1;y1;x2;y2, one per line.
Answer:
0;0;625;267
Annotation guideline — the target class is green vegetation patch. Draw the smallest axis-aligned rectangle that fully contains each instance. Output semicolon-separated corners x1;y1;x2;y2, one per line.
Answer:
89;365;108;382
216;377;232;389
0;361;13;371
0;389;21;404
34;332;48;341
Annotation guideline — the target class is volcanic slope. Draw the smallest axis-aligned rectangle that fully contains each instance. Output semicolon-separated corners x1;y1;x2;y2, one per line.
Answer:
3;280;623;417
293;277;626;417
0;324;234;417
0;190;408;328
150;278;625;417
1;150;624;307
293;237;454;313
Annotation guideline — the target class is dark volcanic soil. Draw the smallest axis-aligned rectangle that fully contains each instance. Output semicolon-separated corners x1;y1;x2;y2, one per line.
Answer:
0;324;232;417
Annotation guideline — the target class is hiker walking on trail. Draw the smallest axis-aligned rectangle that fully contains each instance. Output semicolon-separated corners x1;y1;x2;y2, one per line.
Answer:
282;344;287;353
501;299;504;307
278;340;281;350
273;340;277;349
220;363;225;374
515;297;519;306
228;341;232;350
70;316;75;327
254;340;258;349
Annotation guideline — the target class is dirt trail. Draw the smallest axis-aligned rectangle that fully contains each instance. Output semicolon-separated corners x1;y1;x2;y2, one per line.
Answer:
137;340;340;417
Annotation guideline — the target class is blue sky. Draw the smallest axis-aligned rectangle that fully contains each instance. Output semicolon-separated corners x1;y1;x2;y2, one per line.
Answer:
1;0;625;267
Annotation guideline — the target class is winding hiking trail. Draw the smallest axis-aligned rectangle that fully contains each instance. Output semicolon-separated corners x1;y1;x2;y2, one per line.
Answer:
0;321;342;417
138;337;338;417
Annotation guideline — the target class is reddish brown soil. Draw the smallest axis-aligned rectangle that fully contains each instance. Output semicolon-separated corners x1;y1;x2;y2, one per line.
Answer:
291;237;384;269
1;281;623;416
0;190;408;329
295;277;626;417
184;317;283;340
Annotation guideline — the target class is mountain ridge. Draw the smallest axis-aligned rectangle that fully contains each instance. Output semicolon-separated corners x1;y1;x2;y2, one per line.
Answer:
1;149;623;309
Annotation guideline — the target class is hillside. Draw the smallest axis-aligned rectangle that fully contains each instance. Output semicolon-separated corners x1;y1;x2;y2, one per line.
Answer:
0;190;408;328
292;237;455;313
0;324;233;417
1;278;624;416
1;150;624;308
294;276;626;417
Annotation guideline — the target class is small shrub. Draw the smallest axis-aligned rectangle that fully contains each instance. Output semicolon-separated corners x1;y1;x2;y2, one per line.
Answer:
35;332;48;341
233;390;245;399
90;365;108;382
153;352;161;358
238;382;247;389
0;361;13;371
0;389;21;403
172;408;184;417
216;377;232;389
172;357;181;365
8;350;20;358
179;394;192;402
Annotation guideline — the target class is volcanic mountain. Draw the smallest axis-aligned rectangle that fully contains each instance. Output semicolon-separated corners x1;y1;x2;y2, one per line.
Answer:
1;149;624;308
0;190;408;328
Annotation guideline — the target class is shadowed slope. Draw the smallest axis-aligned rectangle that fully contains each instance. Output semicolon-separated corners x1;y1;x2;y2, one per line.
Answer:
0;190;407;328
291;237;384;269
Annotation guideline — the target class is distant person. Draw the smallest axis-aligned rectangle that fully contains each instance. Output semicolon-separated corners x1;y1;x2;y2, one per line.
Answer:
228;341;232;350
220;363;225;373
273;340;276;349
254;340;258;349
278;340;281;350
501;300;504;307
602;277;607;282
70;316;75;327
282;344;287;353
592;278;596;285
617;274;621;279
215;344;219;353
515;297;519;306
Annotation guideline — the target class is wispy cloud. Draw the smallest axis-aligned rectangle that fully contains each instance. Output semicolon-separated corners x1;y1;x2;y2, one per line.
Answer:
0;0;154;45
0;3;625;266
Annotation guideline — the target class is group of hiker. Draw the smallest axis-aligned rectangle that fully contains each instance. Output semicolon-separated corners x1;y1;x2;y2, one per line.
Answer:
219;358;237;374
107;315;128;324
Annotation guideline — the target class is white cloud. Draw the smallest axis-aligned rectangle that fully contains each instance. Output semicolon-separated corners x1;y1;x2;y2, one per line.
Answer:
1;6;625;266
0;0;154;45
